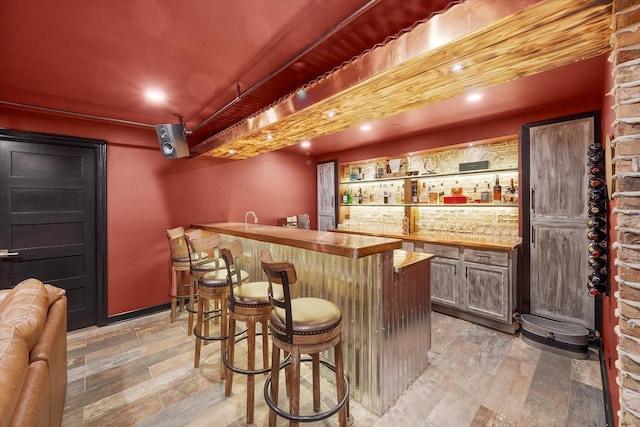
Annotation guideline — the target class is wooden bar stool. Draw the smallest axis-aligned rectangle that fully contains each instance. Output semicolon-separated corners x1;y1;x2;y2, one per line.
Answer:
260;248;349;427
220;240;284;424
166;226;190;323
165;227;210;324
186;233;246;371
183;231;225;336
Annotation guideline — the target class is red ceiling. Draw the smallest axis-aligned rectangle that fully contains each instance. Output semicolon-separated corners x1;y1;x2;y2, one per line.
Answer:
0;0;606;156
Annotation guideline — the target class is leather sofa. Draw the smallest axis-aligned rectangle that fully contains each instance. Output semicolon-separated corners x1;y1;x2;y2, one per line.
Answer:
0;278;67;427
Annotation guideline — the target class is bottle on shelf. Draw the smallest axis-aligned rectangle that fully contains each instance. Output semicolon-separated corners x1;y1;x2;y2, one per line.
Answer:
428;186;438;204
481;182;491;203
411;180;418;203
419;182;428;203
471;185;481;203
493;175;502;203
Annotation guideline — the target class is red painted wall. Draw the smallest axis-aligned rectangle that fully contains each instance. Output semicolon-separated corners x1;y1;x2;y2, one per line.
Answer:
1;107;317;316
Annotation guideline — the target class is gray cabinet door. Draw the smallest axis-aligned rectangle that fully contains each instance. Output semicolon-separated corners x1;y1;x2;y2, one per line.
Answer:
317;161;336;231
530;222;591;328
530;119;589;222
464;262;509;322
527;115;593;328
431;258;459;308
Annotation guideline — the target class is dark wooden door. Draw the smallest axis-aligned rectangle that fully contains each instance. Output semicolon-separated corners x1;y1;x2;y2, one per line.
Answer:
0;130;107;330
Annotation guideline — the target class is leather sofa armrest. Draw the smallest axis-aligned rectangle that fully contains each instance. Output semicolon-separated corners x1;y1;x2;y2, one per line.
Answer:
10;360;49;427
0;289;10;306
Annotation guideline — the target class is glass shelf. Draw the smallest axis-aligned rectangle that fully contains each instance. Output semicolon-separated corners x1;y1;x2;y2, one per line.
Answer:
341;203;518;208
340;167;518;185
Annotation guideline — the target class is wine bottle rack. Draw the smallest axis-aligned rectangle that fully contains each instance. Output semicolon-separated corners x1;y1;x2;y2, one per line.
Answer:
586;142;609;296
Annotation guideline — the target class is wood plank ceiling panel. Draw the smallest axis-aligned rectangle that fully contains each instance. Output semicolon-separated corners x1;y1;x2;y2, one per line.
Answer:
191;0;612;159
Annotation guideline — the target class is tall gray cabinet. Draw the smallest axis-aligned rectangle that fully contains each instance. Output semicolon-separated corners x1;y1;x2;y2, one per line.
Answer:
523;112;599;329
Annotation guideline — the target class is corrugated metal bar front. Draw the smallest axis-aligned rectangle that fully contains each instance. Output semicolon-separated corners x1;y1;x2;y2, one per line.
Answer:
222;234;431;415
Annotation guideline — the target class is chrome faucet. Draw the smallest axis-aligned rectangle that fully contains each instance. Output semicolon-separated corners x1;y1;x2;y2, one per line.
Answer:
244;211;258;225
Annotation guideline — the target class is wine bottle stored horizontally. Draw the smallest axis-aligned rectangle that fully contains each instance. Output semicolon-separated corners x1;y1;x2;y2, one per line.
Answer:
587;217;606;229
588;256;607;270
587;228;607;241
588;242;607;258
589;177;606;189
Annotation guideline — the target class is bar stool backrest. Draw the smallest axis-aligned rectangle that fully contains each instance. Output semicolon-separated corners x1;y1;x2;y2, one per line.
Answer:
166;226;186;260
219;239;245;309
184;232;223;272
259;248;297;343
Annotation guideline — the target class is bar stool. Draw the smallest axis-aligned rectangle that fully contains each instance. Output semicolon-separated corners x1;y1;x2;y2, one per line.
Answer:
259;248;349;427
165;227;209;324
183;231;225;336
166;226;189;323
185;233;246;371
219;240;284;424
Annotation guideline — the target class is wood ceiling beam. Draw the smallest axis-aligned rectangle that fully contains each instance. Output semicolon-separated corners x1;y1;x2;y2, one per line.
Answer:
191;0;612;159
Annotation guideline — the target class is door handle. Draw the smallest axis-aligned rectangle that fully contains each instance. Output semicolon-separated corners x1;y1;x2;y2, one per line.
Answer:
531;226;535;248
0;249;19;259
531;187;535;213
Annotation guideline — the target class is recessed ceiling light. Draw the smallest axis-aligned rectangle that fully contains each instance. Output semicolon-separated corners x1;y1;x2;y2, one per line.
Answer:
466;93;483;102
326;110;336;119
360;124;372;131
300;140;311;148
452;63;464;72
229;149;235;154
145;90;166;103
266;133;273;140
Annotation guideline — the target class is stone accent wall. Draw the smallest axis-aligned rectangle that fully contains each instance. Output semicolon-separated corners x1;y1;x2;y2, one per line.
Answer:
612;0;640;424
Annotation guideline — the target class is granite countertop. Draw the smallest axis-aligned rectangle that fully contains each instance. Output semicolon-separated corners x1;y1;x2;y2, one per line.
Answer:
192;222;403;258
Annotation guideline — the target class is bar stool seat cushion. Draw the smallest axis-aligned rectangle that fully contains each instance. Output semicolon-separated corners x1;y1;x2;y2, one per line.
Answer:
201;268;248;287
191;258;226;274
234;282;284;307
271;298;342;335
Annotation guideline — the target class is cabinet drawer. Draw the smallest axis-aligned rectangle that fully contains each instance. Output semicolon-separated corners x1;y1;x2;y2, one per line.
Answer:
463;248;509;267
421;243;459;259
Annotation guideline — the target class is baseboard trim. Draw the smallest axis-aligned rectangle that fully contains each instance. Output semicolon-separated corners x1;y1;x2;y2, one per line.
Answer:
107;303;171;325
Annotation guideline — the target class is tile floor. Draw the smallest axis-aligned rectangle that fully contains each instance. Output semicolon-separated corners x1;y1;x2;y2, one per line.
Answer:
62;310;606;426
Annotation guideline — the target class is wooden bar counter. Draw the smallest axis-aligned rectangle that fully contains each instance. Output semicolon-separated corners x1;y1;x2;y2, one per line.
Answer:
192;222;433;416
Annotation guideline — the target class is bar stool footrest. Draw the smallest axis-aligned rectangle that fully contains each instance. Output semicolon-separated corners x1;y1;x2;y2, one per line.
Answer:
263;356;350;424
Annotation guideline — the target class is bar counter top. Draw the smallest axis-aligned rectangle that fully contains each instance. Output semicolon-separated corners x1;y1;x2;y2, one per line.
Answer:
192;222;402;258
329;228;521;250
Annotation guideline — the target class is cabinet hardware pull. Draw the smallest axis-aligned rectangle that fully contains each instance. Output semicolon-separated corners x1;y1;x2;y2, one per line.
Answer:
532;226;535;248
465;267;468;278
454;265;457;275
531;187;535;213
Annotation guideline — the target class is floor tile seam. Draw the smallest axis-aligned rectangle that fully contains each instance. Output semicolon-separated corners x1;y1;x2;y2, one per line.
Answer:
67;346;145;383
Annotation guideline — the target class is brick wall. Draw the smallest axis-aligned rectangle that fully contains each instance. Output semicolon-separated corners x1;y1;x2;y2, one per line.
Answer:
612;0;640;424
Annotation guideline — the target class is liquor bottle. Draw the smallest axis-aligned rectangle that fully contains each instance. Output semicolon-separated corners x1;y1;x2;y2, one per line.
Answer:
587;217;606;229
343;189;350;204
588;242;607;258
493;175;502;203
472;185;481;203
411;180;418;203
357;187;363;204
588;256;607;270
481;182;491;203
587;228;607;241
